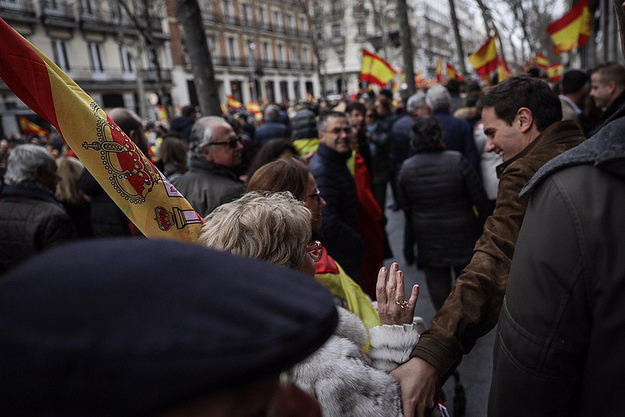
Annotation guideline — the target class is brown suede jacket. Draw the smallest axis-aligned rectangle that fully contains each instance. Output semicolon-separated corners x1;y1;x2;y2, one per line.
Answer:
410;120;585;381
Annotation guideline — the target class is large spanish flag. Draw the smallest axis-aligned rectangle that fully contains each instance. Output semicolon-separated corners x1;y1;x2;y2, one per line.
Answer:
0;18;203;241
359;49;396;87
469;36;499;81
547;0;591;54
226;94;242;109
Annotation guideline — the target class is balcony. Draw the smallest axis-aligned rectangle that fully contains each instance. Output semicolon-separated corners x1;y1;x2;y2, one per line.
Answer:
63;66;172;91
327;6;344;18
203;12;223;24
41;0;76;28
259;21;272;32
272;23;284;33
223;14;241;26
214;56;249;67
79;4;117;31
285;26;297;37
298;29;311;39
353;4;369;16
0;0;37;23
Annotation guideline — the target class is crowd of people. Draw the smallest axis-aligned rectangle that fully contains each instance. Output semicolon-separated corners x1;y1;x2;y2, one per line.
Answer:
2;7;625;414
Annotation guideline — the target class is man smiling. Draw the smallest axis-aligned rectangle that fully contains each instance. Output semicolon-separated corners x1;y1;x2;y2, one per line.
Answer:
309;111;365;282
392;76;585;417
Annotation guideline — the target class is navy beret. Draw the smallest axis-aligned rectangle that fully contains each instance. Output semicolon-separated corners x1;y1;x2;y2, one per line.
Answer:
0;238;337;416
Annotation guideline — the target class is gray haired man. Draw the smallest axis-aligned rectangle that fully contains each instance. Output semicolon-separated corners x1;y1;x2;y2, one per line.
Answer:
172;116;245;217
0;144;76;273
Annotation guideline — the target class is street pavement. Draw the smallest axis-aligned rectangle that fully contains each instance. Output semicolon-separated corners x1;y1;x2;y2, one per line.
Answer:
383;192;495;417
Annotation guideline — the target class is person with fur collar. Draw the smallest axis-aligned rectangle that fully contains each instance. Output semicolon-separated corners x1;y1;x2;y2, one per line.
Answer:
198;192;425;417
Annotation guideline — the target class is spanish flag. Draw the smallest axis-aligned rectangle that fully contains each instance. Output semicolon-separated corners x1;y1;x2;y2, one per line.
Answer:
416;72;425;87
226;94;242;109
18;116;49;136
497;56;512;82
532;52;550;68
546;63;564;81
0;18;203;242
446;62;464;81
246;101;261;114
436;58;443;83
547;0;591;54
469;36;499;82
359;49;396;87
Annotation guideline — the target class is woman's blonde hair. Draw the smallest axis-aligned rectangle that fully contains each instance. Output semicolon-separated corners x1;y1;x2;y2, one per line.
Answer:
56;157;89;205
198;192;311;270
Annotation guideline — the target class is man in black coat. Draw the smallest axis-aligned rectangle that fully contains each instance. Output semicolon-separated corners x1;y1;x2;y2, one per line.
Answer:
309;111;365;282
0;144;76;273
254;104;291;148
489;3;625;415
172;116;245;217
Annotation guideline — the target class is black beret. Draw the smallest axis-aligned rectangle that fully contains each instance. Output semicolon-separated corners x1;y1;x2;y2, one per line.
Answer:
0;238;337;417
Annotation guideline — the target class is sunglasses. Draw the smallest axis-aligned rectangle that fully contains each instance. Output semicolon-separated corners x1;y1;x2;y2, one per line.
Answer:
306;240;323;263
208;136;242;149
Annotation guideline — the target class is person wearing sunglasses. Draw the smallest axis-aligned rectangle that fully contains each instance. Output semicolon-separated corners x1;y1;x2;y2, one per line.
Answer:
172;116;246;217
198;191;423;417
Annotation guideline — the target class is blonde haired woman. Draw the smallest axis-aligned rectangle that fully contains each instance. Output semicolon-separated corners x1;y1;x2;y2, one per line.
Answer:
198;192;425;417
56;157;92;237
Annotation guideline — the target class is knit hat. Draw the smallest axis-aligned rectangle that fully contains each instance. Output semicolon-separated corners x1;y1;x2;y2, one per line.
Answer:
292;109;318;139
0;238;337;417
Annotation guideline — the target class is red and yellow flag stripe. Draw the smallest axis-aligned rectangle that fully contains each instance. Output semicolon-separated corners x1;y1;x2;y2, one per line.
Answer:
359;49;396;87
0;18;202;241
532;52;550;68
226;94;242;109
18;116;49;136
469;36;499;81
547;0;591;54
546;63;564;81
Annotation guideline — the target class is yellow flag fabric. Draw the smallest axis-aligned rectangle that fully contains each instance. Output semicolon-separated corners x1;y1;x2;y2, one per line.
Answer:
0;18;203;242
547;0;591;54
360;49;397;86
469;36;499;80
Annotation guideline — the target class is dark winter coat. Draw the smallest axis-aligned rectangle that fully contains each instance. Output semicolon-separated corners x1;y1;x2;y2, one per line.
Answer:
0;183;76;274
410;120;585;382
309;143;365;281
366;123;391;185
433;111;481;178
489;115;625;417
590;89;625;136
79;169;135;237
172;158;245;217
390;114;416;171
398;150;489;268
254;121;291;148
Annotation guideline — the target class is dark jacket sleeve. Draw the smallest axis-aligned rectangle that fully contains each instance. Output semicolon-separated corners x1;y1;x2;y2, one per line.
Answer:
489;174;586;416
462;121;481;179
411;163;529;380
459;156;490;225
316;171;364;254
39;211;77;249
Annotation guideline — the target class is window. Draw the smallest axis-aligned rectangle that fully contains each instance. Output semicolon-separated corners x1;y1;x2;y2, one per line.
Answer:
290;45;298;64
278;44;284;62
227;37;237;58
302;46;309;63
357;22;366;36
286;14;293;29
331;23;341;38
88;42;103;73
299;16;306;31
51;39;71;72
119;44;133;73
207;34;216;53
221;0;232;16
81;0;95;14
258;6;265;24
262;41;270;60
273;10;280;25
242;4;250;25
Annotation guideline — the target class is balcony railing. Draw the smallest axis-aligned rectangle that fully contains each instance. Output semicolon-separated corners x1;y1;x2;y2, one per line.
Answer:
223;14;241;25
67;66;172;84
214;56;249;67
41;0;76;26
0;0;37;22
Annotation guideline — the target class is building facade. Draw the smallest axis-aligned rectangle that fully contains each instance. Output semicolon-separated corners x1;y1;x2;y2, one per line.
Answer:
166;0;318;110
0;0;173;137
313;0;485;96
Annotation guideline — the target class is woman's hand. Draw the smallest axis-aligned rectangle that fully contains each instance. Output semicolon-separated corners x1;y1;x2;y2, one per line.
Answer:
376;262;419;325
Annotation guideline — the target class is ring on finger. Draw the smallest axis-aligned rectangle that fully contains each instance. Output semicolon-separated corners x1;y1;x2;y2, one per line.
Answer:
395;300;409;309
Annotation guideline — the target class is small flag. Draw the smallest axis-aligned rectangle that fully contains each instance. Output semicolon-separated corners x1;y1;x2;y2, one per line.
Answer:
446;62;464;81
307;92;313;101
156;105;167;121
547;0;591;54
532;52;550;68
546;63;564;81
469;36;499;82
359;49;397;87
436;58;443;83
246;101;261;114
0;18;203;241
226;94;242;109
416;72;424;87
18;115;49;136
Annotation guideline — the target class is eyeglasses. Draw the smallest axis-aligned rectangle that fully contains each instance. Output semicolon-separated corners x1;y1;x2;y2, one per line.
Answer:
306;240;323;263
305;188;322;203
323;127;351;135
207;136;242;149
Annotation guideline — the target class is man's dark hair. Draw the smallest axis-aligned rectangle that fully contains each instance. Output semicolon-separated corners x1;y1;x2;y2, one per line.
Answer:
346;101;366;115
591;62;625;89
318;110;347;133
182;105;195;118
478;75;562;131
409;116;445;153
379;88;393;100
562;69;589;95
446;78;461;95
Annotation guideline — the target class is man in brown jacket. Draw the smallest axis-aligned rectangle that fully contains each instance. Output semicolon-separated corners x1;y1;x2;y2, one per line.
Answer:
391;76;585;417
